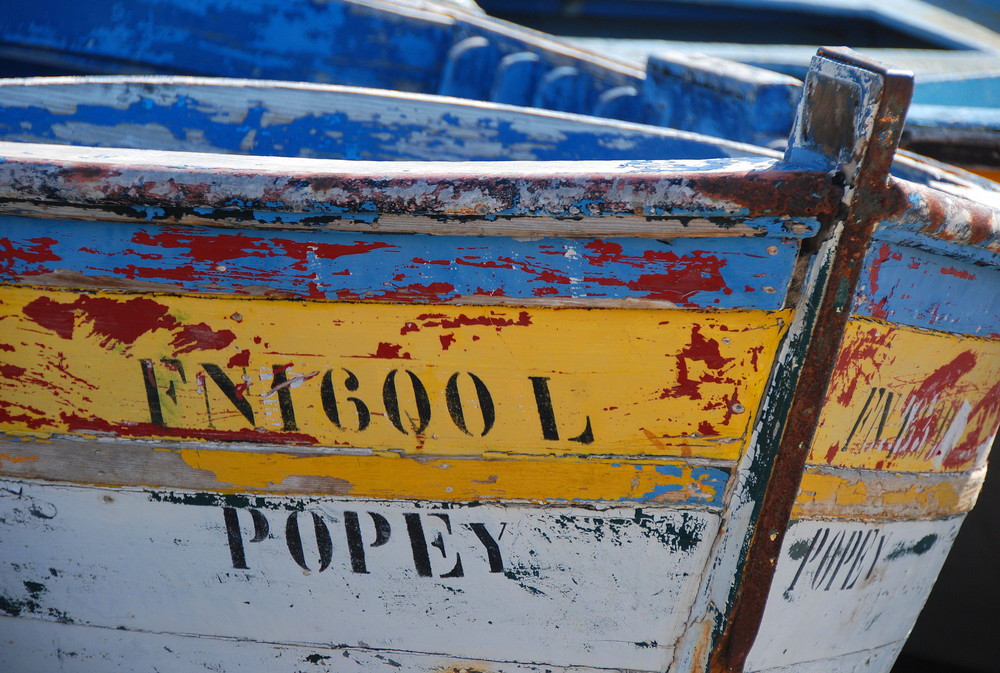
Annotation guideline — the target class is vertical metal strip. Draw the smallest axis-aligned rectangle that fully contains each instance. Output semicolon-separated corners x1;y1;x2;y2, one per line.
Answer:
709;48;914;673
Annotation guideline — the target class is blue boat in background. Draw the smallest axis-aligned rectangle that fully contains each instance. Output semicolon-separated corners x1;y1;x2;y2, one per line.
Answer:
475;0;1000;178
4;0;997;176
0;0;811;149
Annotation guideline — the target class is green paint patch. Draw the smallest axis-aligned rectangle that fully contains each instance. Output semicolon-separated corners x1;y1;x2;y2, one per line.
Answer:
305;654;331;664
0;595;37;617
146;490;307;511
886;534;938;561
23;580;46;599
552;509;706;553
787;538;815;560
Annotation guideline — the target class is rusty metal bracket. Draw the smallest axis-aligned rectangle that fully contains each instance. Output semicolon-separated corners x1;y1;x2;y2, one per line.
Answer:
709;47;914;673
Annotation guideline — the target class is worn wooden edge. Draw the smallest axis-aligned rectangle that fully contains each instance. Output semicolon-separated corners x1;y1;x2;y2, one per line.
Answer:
0;434;734;507
0;613;624;673
0;434;982;518
0;202;821;239
0;142;836;236
885;176;1000;255
794;464;987;520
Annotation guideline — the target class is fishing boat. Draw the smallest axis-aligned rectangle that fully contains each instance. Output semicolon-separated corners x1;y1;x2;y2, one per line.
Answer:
5;0;1000;178
0;0;807;149
1;47;999;673
479;0;1000;178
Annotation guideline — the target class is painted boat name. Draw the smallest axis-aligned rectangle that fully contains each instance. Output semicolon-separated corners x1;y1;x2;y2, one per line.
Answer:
142;359;595;443
224;506;504;577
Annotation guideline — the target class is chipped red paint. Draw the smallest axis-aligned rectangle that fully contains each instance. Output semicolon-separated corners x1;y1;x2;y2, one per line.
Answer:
661;324;735;401
579;240;732;304
0;400;56;430
169;323;237;355
0;237;60;279
0;364;26;378
58;412;321;445
828;325;896;406
399;311;532;335
940;266;976;281
697;420;720;436
22;294;175;346
22;293;234;356
131;229;396;269
227;349;251;368
365;343;412;360
889;351;977;463
943;379;1000;468
865;244;899;320
339;282;457;302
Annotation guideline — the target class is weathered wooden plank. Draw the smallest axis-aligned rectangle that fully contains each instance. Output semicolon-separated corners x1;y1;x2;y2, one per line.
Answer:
0;215;800;309
0;615;627;673
0;287;791;459
0;437;729;506
810;318;1000;472
794;465;986;519
0;77;775;162
852;232;1000;336
0;0;646;109
886;178;1000;255
0;142;830;238
744;516;962;672
0;479;718;671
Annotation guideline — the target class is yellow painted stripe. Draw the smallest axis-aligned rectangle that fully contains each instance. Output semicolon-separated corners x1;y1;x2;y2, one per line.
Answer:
809;318;1000;473
794;466;986;519
0;287;790;460
0;438;729;505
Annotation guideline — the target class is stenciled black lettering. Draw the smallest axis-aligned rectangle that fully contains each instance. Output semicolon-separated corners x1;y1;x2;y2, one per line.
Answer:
344;511;391;574
321;369;370;431
285;511;333;572
404;513;433;577
468;522;504;573
786;528;828;593
428;514;463;578
141;359;164;426
383;370;431;435
866;532;887;581
403;513;463;578
223;507;270;570
842;529;880;590
201;363;255;426
141;358;187;426
271;364;298;432
529;376;593;444
445;372;495;437
810;530;846;590
822;530;861;591
845;387;894;450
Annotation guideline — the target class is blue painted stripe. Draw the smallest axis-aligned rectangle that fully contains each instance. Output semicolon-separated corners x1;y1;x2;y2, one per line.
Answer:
0;82;771;162
0;215;798;309
853;230;1000;336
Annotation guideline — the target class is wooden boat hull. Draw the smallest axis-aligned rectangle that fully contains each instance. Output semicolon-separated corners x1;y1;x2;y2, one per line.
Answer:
1;48;998;672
